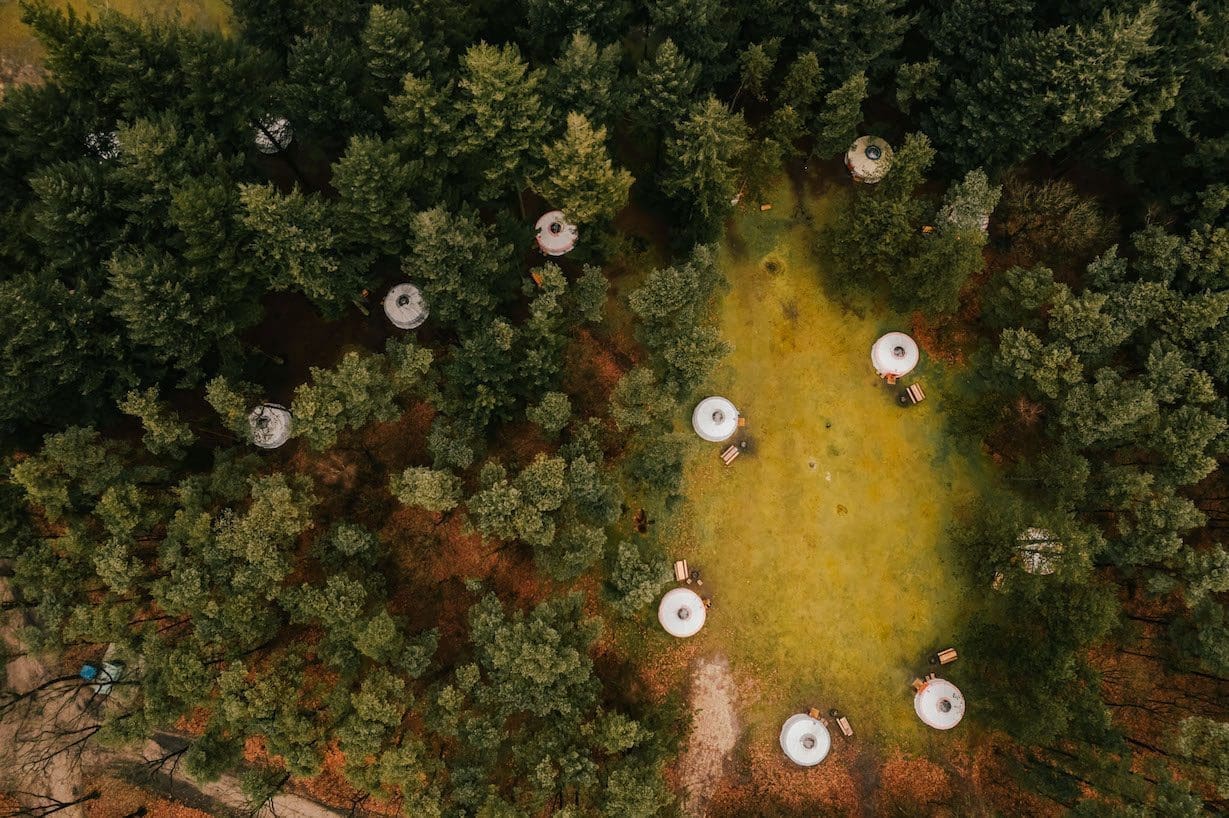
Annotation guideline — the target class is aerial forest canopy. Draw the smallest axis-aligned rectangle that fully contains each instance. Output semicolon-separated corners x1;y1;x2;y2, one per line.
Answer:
0;0;1228;815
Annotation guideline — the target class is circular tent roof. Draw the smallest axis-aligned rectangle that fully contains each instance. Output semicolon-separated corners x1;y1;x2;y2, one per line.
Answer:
914;678;966;730
658;588;706;638
871;332;920;378
692;397;739;442
1018;527;1063;575
779;714;832;766
85;131;120;160
254;116;294;155
383;282;429;329
845;136;893;184
535;210;578;256
249;403;292;449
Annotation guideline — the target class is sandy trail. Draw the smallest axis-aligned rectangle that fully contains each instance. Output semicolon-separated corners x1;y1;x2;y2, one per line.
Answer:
678;654;740;817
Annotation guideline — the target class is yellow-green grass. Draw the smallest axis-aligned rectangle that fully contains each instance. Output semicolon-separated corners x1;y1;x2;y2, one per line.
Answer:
0;0;231;65
669;178;995;751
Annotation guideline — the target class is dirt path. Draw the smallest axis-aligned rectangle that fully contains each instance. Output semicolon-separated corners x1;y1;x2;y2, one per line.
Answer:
2;576;342;817
677;655;740;817
1;576;90;817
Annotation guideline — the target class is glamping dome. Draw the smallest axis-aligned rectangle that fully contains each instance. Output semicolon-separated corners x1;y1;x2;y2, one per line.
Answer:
845;136;893;184
692;397;739;442
535;211;578;256
1018;528;1063;575
914;678;965;730
871;332;919;379
85;131;120;160
779;714;832;766
248;403;292;449
383;282;429;330
254;116;294;155
658;588;706;638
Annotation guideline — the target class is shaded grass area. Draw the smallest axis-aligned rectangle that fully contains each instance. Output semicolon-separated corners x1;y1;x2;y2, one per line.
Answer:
0;0;231;67
668;176;997;752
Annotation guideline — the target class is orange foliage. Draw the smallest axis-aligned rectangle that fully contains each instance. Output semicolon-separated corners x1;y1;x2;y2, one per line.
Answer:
563;329;633;416
878;751;952;810
174;706;210;736
85;776;212;818
293;742;401;816
707;741;860;816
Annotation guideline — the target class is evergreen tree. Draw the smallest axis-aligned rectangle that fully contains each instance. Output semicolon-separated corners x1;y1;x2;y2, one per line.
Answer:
402;206;513;331
239;184;371;318
933;4;1161;170
534;113;634;226
812;72;867;158
455;42;546;201
798;0;912;81
331;135;416;255
661;98;749;238
359;4;428;101
118;387;194;458
385;73;460;203
632;39;699;133
391;466;462;512
545;33;624;130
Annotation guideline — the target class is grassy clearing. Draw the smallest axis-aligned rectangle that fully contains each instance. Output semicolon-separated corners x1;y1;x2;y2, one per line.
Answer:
667;176;995;752
0;0;231;66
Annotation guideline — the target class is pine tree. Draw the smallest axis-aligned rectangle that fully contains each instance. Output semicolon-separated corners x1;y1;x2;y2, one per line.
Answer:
534;113;634;226
812;72;867;158
118;386;194;458
799;0;913;81
934;4;1161;170
360;4;428;100
661;98;749;235
648;0;735;83
455;42;546;201
331;135;416;255
545;33;624;130
390;466;462;512
239;184;371;318
385;73;459;202
632;39;698;132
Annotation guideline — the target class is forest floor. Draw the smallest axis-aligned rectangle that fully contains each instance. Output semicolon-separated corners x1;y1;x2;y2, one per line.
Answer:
661;177;999;811
677;655;739;816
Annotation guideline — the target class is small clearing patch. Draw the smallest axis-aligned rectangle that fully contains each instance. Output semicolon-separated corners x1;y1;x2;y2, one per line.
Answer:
678;655;740;817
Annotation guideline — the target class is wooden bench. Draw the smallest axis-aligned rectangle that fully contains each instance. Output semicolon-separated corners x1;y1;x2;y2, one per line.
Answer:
721;445;740;465
673;560;690;583
836;716;853;737
906;383;926;404
911;677;926;692
937;647;958;665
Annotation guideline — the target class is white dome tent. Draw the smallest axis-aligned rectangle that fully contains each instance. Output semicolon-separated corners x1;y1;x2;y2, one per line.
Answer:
249;403;292;449
692;397;739;442
254;116;294;155
85;131;120;160
845;136;893;184
779;713;832;766
871;332;920;379
658;587;706;638
535;210;578;256
383;282;429;330
914;678;966;730
1018;527;1063;575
